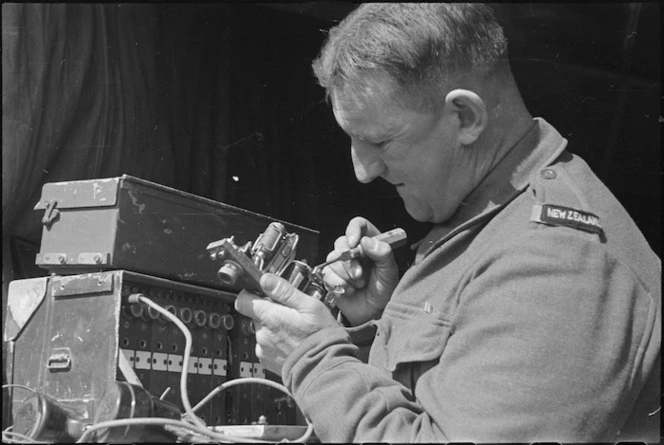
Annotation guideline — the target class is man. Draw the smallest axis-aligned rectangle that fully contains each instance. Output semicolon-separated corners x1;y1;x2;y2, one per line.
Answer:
235;4;661;442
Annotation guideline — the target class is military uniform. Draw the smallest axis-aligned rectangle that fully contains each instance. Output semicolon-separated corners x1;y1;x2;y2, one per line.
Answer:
282;119;661;442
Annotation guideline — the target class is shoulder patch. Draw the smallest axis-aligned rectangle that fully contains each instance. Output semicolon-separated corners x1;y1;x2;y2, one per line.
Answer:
530;204;603;235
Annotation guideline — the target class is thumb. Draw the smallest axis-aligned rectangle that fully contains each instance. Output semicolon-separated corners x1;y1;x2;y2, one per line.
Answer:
260;273;308;309
360;236;396;267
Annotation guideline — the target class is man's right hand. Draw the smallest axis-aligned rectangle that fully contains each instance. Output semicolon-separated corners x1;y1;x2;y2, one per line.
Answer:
321;217;400;325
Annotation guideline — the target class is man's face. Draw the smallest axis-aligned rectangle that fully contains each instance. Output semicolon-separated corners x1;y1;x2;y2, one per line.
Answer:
331;84;477;223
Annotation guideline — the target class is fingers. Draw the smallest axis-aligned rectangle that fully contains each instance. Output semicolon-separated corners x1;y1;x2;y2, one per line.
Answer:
234;289;267;320
323;217;380;288
345;217;380;247
331;236;351;256
234;276;309;331
324;237;366;290
359;235;395;267
259;273;312;310
234;275;301;323
322;259;365;290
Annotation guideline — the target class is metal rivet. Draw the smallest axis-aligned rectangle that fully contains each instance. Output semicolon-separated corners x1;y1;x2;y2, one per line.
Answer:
94;255;102;264
541;169;557;180
424;302;433;314
58;255;67;264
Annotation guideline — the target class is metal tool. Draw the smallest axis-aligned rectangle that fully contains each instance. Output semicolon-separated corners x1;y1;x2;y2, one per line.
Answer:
312;228;407;275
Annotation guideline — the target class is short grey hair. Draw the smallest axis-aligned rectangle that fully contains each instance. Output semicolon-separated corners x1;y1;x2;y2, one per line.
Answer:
312;3;508;111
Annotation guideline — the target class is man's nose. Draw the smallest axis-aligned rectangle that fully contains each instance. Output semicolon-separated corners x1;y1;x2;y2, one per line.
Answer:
351;141;385;183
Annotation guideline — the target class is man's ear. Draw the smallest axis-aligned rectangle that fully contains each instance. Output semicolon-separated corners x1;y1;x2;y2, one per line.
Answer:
444;89;488;145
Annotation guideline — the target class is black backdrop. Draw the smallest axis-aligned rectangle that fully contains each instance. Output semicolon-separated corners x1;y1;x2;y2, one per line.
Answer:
222;3;661;267
2;2;660;289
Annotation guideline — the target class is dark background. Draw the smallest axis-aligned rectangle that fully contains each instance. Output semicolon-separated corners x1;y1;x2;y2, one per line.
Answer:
2;2;660;283
223;3;661;268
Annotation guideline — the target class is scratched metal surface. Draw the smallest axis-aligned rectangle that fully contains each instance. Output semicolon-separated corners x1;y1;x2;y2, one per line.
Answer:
34;175;320;292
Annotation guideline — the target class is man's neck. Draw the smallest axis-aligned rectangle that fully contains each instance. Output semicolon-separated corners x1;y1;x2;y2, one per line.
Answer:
476;81;534;171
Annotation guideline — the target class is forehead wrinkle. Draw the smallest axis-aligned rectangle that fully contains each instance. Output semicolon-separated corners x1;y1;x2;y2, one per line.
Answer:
335;111;389;142
332;84;411;142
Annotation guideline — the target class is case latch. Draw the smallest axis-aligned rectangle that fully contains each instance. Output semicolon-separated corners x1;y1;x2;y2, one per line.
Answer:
41;200;60;227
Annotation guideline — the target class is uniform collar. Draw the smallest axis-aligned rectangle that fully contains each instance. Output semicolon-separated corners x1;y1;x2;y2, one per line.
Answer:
414;118;568;260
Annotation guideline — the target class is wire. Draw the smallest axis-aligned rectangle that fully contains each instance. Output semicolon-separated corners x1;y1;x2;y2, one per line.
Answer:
2;384;46;443
1;430;47;444
2;384;39;394
2;385;46;443
6;298;313;443
75;417;272;443
193;377;289;413
130;294;206;429
193;376;314;443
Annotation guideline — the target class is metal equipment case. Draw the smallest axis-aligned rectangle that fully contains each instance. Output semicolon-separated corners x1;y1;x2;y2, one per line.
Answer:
6;271;237;426
5;176;318;440
34;175;319;290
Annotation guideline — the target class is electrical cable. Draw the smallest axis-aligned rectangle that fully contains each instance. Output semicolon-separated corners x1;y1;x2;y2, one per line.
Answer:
2;383;39;394
75;417;272;443
1;430;47;444
192;377;289;413
3;300;312;443
2;384;46;443
193;376;314;443
129;293;206;429
131;295;314;443
283;419;315;444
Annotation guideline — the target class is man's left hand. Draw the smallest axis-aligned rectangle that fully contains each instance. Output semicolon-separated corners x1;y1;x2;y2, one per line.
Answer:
234;273;341;375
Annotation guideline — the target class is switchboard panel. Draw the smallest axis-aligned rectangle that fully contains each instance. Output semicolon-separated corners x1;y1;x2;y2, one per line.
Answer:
4;176;316;442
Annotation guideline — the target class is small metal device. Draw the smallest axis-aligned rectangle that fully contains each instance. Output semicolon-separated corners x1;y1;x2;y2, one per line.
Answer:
207;222;299;293
207;224;407;309
12;393;86;442
207;222;331;305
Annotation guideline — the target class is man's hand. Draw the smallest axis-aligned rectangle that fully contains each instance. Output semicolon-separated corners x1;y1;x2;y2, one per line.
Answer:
234;273;340;375
322;217;400;325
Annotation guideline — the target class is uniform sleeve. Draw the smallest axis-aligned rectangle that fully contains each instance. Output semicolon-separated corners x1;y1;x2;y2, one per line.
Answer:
282;227;660;442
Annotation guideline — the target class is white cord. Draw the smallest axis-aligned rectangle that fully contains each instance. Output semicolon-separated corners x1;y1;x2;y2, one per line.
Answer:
1;430;46;444
285;420;315;443
193;376;314;443
129;294;206;428
193;377;289;413
2;383;39;394
131;295;314;441
4;300;314;443
76;417;271;443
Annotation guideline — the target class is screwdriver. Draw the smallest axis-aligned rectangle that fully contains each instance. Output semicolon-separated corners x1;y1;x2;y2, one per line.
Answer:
312;228;407;275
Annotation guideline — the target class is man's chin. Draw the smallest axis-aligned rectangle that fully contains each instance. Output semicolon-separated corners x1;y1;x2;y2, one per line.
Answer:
402;200;433;223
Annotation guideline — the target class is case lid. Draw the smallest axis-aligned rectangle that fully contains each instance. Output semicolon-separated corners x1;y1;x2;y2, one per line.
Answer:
34;177;120;210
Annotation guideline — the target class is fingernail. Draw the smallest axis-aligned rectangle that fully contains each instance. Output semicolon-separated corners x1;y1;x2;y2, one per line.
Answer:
260;273;278;292
351;265;362;279
347;235;357;246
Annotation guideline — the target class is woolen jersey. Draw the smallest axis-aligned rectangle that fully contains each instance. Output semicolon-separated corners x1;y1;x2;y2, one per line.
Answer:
282;118;661;442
